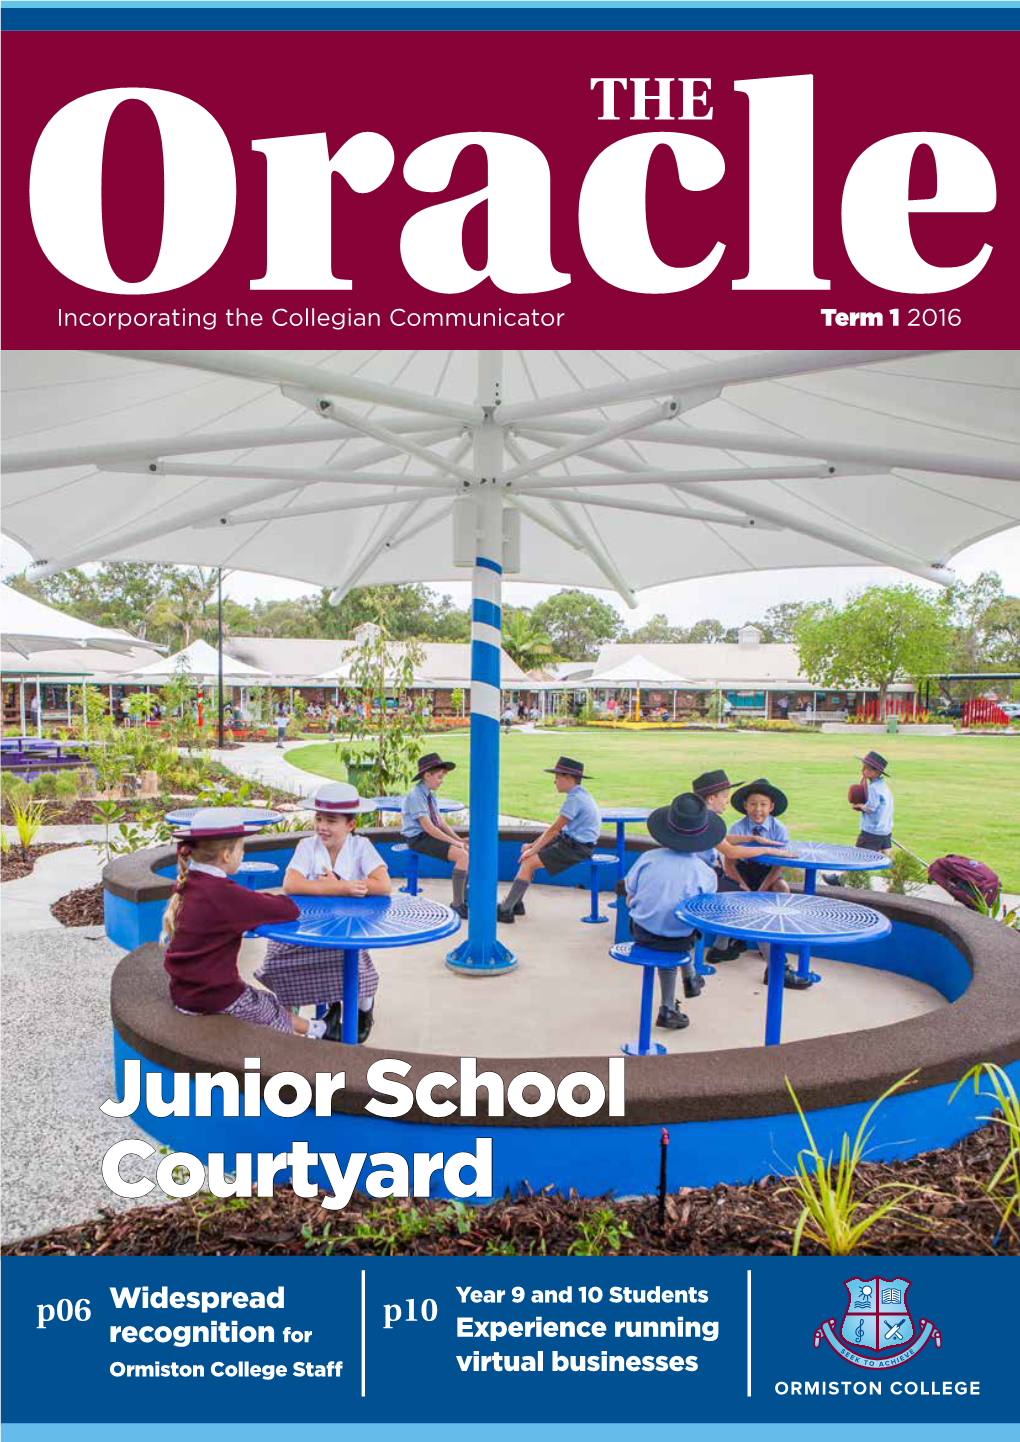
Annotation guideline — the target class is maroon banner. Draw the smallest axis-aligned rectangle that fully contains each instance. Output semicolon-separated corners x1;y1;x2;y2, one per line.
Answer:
2;28;1016;346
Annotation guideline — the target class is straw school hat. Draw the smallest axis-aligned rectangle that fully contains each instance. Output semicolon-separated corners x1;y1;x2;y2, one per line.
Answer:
413;751;456;781
857;750;890;775
692;768;743;799
313;781;375;815
171;807;251;842
647;792;727;853
544;756;591;778
731;777;789;817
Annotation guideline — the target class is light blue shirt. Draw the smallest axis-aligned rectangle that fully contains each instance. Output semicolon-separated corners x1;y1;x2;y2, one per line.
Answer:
860;777;894;836
693;847;719;868
559;783;601;845
730;814;789;846
401;782;436;839
626;849;718;938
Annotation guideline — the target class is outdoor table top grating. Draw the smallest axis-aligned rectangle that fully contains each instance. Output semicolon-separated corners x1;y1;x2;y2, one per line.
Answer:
236;860;280;873
676;892;891;947
367;796;466;813
751;841;892;872
600;807;653;823
164;806;284;830
254;894;461;950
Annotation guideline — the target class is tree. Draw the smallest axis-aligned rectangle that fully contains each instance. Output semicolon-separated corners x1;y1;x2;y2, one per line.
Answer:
502;610;554;670
531;590;625;660
794;585;954;718
145;568;222;650
947;570;1006;674
981;597;1020;671
628;613;679;644
683;618;727;644
749;602;810;643
11;562;182;638
316;583;469;641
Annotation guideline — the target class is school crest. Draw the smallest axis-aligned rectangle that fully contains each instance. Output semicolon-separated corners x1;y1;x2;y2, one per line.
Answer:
814;1278;940;1369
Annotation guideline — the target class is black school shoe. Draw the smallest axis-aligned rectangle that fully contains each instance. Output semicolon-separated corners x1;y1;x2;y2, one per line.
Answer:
358;1008;374;1044
513;900;526;916
453;902;469;919
656;1005;690;1031
762;965;813;991
682;973;705;999
323;1003;344;1042
497;904;516;923
706;938;743;963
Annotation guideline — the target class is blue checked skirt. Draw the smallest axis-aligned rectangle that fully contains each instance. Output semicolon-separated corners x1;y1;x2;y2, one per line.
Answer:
256;941;379;1007
175;982;294;1034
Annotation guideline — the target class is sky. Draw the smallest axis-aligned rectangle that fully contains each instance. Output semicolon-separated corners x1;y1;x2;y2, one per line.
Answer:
2;525;1017;630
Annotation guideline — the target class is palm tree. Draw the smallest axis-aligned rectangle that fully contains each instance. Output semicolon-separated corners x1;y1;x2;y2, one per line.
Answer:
146;567;227;650
502;611;554;671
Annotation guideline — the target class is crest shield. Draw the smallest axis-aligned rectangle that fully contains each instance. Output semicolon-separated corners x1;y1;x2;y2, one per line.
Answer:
839;1277;914;1352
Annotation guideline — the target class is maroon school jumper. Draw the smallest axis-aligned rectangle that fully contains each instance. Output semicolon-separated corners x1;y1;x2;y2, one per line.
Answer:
164;870;299;1014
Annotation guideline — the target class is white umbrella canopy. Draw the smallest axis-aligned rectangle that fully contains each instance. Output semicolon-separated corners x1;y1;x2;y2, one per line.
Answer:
2;350;1018;602
0;584;159;657
584;654;696;687
124;637;269;684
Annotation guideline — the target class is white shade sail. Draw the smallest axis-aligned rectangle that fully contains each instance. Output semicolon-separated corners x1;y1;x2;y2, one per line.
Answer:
2;350;1018;607
124;637;269;684
584;654;696;687
0;584;159;657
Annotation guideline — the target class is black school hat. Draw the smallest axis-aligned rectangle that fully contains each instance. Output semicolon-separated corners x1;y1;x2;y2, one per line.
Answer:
413;751;456;781
731;777;789;817
692;768;744;799
857;750;890;775
647;792;727;854
544;755;591;779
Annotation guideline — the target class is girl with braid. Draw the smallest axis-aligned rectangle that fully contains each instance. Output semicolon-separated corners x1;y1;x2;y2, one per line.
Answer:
162;808;328;1039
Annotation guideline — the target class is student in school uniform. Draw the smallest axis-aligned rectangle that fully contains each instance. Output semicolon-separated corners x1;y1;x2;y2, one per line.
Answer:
162;808;327;1040
497;757;601;923
401;752;469;918
257;782;391;1044
691;768;791;962
275;704;288;748
625;792;724;1031
727;778;810;991
853;751;895;855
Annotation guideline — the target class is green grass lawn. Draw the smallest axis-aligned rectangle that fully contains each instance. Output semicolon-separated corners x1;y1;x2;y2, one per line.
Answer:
286;730;1020;890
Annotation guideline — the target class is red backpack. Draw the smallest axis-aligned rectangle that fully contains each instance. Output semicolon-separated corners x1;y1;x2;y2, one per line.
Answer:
928;855;1000;911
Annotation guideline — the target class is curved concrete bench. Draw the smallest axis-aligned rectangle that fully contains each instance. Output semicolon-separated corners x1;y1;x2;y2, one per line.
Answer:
109;887;1020;1197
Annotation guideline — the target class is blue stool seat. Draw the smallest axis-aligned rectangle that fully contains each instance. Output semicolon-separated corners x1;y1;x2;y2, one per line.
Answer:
582;852;620;925
610;942;680;1057
392;842;420;896
235;860;281;891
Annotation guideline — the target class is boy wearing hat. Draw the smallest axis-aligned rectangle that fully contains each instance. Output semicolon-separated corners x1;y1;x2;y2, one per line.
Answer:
258;782;391;1044
853;751;894;854
497;757;601;923
727;778;811;991
402;752;469;918
625;792;724;1031
691;769;790;963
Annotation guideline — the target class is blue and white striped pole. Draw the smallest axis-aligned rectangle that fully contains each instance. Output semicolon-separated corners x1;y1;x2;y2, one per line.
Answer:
447;379;516;974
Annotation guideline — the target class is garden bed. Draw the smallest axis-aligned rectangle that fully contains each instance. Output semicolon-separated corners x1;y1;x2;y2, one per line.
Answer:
0;842;75;883
2;1122;1013;1257
50;882;105;927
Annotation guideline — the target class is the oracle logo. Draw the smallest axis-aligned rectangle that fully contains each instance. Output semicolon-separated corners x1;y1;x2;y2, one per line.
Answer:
28;79;996;298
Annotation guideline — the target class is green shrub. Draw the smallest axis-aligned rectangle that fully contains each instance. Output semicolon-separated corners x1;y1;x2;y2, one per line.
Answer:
54;773;79;802
31;772;60;799
1;774;30;805
886;849;927;895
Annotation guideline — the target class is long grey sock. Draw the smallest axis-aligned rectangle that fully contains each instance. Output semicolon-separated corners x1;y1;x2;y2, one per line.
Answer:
681;960;695;980
503;878;530;910
452;870;467;907
658;967;678;1010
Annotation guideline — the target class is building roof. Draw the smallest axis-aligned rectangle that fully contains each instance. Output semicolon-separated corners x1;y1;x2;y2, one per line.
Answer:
590;641;914;692
224;636;528;687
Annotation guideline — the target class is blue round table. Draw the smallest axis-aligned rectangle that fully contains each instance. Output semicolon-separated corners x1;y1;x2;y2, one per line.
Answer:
601;807;652;902
368;796;466;815
676;892;891;1047
254;894;461;1044
235;860;281;890
165;805;284;831
749;841;891;983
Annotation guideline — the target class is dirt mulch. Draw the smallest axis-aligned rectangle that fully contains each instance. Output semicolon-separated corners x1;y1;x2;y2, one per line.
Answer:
0;798;156;826
0;842;76;883
4;1122;1015;1257
50;882;105;927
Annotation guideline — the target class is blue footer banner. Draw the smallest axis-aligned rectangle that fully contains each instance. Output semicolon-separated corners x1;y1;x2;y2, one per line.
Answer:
0;1257;1013;1422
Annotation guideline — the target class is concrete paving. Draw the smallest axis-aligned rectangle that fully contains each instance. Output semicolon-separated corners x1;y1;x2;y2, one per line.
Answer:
1;844;104;933
1;926;174;1243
